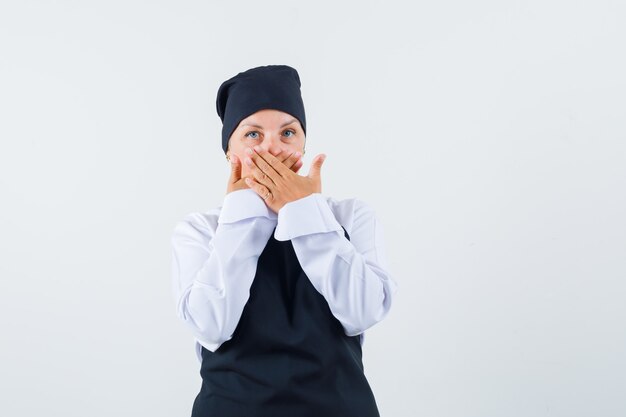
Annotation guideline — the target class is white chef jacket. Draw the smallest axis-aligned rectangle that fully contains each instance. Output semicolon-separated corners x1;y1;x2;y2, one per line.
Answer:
170;188;398;363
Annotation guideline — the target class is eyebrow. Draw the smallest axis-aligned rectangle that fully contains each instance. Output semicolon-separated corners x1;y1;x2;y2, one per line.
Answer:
240;118;298;129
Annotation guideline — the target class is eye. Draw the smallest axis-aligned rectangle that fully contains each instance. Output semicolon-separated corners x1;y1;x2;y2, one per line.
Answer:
284;129;296;138
244;131;259;139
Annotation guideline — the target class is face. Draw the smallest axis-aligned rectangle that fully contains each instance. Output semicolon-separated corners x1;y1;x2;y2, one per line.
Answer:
226;109;306;178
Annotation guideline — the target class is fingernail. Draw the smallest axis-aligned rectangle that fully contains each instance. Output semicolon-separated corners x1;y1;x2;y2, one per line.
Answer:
253;145;261;152
245;148;253;155
294;151;301;158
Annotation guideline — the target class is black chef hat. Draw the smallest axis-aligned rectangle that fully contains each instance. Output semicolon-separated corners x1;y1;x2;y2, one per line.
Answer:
216;64;307;155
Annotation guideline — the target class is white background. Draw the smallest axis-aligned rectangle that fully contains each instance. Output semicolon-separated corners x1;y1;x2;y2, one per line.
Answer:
1;1;625;416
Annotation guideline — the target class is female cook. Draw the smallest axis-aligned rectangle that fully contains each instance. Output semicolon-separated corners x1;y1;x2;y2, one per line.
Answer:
171;64;398;417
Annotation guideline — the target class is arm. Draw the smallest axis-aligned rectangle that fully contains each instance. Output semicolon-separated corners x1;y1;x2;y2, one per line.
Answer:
170;188;277;352
274;193;398;338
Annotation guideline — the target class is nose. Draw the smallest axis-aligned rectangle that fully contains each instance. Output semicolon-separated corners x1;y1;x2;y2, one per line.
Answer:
258;134;285;156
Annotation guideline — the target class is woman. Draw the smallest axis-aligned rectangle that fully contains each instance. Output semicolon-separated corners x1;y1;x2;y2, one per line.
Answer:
171;64;398;417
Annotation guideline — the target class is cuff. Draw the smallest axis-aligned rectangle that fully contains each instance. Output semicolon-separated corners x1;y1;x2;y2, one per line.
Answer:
274;193;343;241
218;188;278;224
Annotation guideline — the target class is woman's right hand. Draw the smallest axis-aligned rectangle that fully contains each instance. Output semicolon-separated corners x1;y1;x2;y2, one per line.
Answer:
226;149;303;195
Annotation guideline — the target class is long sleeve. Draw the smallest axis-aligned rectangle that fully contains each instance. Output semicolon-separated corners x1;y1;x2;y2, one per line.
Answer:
274;193;398;340
171;188;277;352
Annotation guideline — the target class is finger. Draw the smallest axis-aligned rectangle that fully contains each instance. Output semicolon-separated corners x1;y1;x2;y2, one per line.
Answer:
251;146;290;178
244;153;276;189
307;153;326;179
229;154;241;184
276;150;302;172
245;177;272;201
277;149;291;164
246;149;281;185
283;150;302;170
293;159;303;173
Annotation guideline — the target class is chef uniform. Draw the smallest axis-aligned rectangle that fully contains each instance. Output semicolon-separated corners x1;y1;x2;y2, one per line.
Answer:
170;65;398;416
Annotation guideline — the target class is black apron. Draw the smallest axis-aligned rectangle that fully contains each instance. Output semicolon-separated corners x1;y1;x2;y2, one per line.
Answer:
191;225;381;417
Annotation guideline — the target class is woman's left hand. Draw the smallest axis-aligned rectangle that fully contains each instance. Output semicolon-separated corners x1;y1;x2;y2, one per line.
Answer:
244;145;327;213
